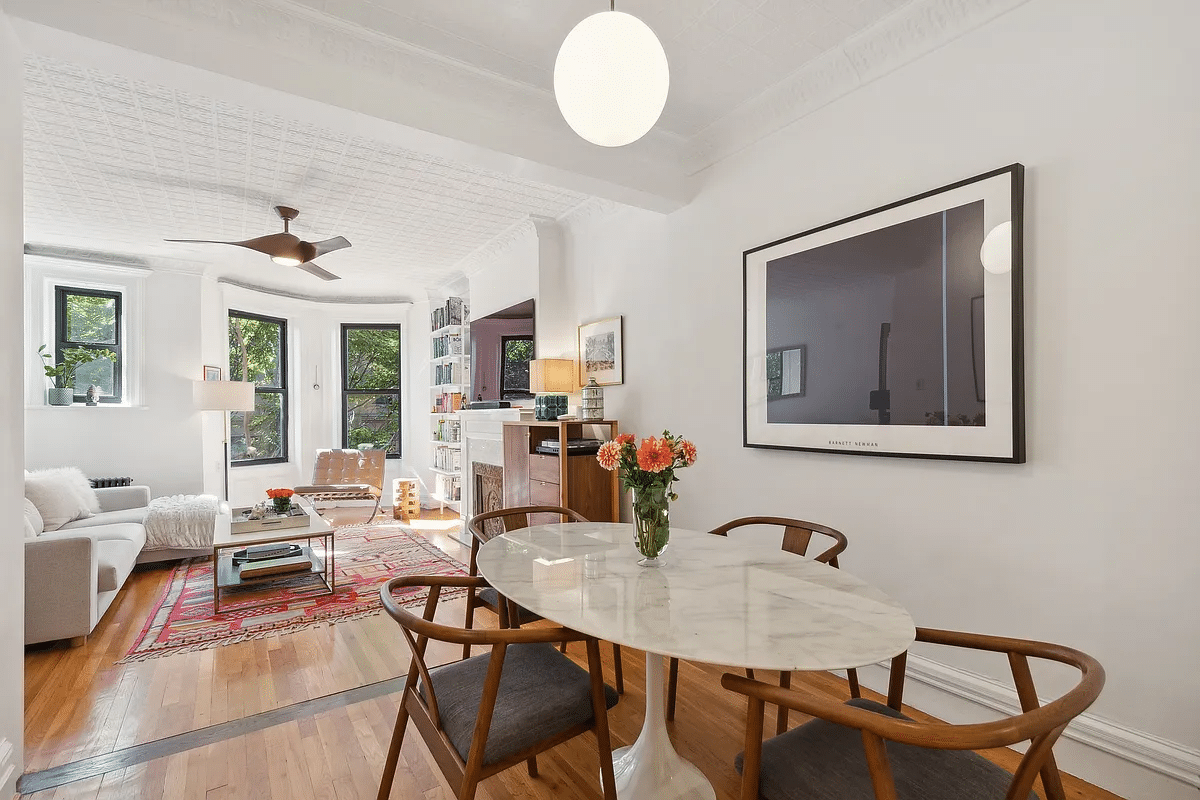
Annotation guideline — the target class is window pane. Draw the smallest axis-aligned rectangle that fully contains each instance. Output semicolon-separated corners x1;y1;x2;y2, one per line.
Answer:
345;328;400;390
229;315;282;387
501;337;533;398
66;294;117;344
72;352;115;396
230;393;285;462
345;394;400;455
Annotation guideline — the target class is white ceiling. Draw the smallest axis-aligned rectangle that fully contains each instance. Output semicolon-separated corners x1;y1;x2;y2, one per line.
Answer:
288;0;914;138
11;0;1025;298
23;54;589;298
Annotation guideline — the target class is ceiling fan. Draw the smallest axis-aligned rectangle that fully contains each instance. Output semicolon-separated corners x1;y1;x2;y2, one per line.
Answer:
166;206;349;281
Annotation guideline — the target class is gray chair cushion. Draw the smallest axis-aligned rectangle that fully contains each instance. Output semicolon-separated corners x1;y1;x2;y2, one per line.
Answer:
422;642;618;766
736;698;1035;800
477;587;542;625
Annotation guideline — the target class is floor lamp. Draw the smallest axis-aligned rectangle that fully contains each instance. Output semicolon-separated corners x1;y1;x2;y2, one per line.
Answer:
193;380;256;502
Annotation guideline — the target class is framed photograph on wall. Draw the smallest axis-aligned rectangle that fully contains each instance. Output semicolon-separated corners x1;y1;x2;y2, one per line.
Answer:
578;316;623;386
743;164;1025;463
203;365;222;381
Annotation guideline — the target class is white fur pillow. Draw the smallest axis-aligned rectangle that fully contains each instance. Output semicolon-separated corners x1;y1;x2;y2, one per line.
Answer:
23;498;43;538
25;467;98;531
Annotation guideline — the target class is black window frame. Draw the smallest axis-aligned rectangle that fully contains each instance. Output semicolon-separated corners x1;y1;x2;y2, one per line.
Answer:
341;323;402;459
229;309;289;467
500;335;535;400
55;286;123;404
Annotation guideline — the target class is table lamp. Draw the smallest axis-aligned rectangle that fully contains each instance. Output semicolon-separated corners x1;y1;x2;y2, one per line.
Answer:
194;379;256;501
528;358;577;420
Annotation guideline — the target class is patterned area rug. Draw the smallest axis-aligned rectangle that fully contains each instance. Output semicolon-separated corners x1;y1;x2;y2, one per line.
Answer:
120;520;467;663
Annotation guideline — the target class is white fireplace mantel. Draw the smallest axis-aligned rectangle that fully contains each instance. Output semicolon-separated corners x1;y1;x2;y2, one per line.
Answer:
457;408;528;544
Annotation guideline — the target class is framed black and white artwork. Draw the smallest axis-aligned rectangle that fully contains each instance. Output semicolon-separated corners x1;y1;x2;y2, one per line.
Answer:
578;316;624;386
743;164;1025;463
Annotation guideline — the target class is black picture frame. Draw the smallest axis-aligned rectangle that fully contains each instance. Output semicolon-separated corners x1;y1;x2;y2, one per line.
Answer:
743;164;1025;463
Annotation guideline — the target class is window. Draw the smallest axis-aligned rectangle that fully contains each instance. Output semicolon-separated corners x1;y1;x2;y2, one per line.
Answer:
500;335;534;400
229;311;288;465
342;325;401;457
55;286;122;403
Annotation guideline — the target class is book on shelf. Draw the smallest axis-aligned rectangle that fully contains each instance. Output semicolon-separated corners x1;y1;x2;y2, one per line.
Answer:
431;333;464;358
434;361;464;386
433;391;463;413
238;554;313;579
431;297;467;331
434;418;461;443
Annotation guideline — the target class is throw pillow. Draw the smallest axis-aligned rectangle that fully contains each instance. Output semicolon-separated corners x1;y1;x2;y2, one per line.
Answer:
23;498;43;538
25;467;98;531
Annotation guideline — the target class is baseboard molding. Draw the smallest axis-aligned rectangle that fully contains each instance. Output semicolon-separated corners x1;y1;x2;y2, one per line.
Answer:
855;655;1200;792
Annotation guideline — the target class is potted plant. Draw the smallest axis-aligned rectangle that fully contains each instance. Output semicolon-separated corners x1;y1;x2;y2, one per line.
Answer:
38;344;117;406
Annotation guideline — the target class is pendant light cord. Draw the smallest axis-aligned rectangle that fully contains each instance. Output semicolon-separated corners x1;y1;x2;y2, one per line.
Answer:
610;0;615;9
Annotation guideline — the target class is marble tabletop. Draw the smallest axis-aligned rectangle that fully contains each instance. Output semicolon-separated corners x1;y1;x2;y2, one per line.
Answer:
476;522;915;672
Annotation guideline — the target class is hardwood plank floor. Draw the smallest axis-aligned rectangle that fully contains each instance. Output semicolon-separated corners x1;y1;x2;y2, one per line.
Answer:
24;507;1125;799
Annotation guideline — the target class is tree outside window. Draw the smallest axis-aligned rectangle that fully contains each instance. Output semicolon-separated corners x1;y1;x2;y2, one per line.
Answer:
342;325;401;457
228;311;288;464
55;287;122;403
500;336;534;400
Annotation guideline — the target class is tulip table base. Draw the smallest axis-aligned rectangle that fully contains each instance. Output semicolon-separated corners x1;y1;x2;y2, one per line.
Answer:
610;653;715;800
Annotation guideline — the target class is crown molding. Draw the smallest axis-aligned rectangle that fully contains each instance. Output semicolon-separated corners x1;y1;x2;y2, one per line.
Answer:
23;243;208;275
686;0;1033;172
216;276;412;306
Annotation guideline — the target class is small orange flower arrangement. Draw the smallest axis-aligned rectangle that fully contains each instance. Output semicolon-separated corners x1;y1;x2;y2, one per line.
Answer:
596;430;698;562
266;488;295;514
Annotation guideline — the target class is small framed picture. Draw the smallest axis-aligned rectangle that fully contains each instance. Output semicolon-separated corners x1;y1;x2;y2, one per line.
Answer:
203;365;222;381
578;316;623;386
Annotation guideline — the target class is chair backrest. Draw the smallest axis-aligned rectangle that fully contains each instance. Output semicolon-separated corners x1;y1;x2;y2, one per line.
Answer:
710;516;848;567
379;574;595;784
723;627;1105;800
465;505;588;576
311;448;385;490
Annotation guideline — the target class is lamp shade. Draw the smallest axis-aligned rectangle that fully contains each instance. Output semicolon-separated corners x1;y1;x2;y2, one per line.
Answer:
554;11;669;147
193;379;256;411
528;359;577;393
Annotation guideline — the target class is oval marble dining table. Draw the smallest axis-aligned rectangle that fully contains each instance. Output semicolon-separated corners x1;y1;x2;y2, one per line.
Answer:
476;521;916;800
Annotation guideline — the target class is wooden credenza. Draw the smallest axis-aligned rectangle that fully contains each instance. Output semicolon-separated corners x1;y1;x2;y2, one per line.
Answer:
502;419;619;525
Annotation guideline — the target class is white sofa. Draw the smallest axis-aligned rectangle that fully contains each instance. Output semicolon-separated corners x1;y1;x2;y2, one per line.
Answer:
25;485;150;646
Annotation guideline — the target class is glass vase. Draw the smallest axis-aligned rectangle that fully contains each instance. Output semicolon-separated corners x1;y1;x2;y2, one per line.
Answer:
271;497;292;515
631;485;670;566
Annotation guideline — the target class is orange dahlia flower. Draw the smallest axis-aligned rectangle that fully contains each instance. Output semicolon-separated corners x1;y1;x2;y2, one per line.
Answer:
615;433;636;446
675;439;698;466
596;441;621;470
636;437;674;473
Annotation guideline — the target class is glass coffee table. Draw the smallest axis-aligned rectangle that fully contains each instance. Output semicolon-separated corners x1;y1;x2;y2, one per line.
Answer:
211;502;336;613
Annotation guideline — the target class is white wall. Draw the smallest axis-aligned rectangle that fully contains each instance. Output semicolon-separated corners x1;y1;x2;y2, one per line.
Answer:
0;4;24;793
24;262;205;496
557;1;1200;797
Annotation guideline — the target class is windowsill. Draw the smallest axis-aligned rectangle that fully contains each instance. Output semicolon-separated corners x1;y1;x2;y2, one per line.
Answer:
26;403;148;410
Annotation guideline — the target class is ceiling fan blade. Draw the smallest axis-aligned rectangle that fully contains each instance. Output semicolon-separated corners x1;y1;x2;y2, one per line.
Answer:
165;232;299;257
306;236;351;258
296;261;341;281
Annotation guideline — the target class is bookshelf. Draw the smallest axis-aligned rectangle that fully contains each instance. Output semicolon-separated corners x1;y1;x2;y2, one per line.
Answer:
430;297;468;512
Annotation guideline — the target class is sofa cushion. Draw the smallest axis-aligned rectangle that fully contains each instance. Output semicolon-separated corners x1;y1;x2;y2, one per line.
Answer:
95;531;142;593
24;498;44;538
25;467;99;531
60;506;149;530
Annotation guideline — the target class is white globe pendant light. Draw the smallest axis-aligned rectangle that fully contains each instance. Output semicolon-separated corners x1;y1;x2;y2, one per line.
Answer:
554;5;669;147
980;221;1013;274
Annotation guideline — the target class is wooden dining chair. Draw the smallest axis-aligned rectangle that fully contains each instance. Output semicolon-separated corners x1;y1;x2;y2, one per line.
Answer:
666;516;851;731
376;574;619;800
465;505;625;693
722;627;1105;800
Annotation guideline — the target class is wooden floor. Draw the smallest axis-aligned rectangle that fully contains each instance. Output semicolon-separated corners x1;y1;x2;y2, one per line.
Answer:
23;507;1125;800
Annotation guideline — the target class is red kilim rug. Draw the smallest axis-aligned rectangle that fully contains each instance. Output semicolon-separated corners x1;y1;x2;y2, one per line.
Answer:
120;520;467;663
